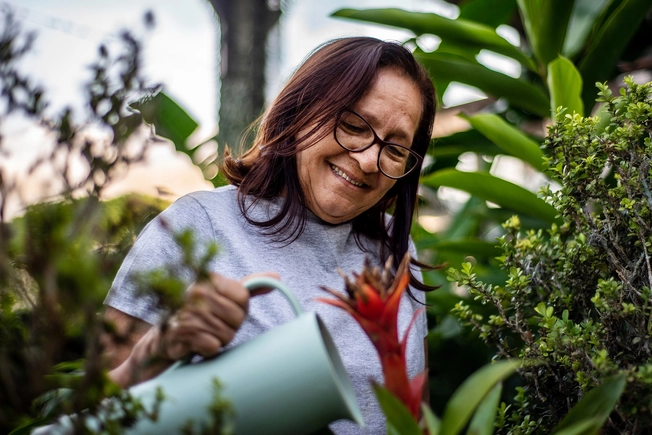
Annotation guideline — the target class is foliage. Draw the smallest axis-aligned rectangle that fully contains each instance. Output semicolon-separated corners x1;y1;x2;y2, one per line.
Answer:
0;12;230;434
449;78;652;433
331;0;652;414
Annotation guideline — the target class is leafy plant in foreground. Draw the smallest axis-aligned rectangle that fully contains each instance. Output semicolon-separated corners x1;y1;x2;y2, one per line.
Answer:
450;78;652;434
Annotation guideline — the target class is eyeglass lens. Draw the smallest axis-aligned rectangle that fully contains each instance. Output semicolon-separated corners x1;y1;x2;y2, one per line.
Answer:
335;111;418;178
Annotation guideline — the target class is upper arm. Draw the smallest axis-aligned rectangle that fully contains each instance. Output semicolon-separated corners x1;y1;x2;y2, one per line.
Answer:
102;307;153;369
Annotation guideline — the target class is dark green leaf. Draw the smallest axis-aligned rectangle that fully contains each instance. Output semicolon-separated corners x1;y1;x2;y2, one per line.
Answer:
458;0;517;28
467;383;502;435
562;0;612;58
516;0;574;67
432;129;504;158
421;169;560;223
460;114;545;170
372;384;422;435
332;8;536;70
578;0;652;111
420;239;501;259
547;56;584;117
440;360;520;435
552;374;626;434
415;52;549;116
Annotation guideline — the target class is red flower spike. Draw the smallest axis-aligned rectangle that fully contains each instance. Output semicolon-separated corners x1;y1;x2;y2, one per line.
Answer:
318;253;425;421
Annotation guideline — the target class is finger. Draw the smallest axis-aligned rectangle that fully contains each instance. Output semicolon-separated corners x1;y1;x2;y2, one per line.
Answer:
183;302;240;343
206;273;251;309
186;282;248;329
240;272;281;297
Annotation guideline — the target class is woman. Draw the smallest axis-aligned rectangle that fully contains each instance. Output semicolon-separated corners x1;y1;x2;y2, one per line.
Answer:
104;36;436;434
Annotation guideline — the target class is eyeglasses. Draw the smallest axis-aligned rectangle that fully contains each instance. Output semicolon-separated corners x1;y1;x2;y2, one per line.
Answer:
333;108;422;179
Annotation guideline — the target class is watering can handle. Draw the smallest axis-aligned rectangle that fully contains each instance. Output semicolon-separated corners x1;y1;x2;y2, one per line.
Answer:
241;276;303;316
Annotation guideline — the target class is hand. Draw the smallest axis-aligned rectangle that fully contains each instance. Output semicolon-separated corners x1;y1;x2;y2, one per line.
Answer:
158;272;277;361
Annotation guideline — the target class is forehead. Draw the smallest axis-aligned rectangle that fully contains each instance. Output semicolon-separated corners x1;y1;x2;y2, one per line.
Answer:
351;68;422;142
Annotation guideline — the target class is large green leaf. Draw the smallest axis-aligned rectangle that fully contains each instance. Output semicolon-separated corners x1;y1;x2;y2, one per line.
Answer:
516;0;574;67
372;384;422;435
421;169;560;223
466;383;502;435
439;360;520;435
458;0;517;28
131;92;198;153
551;374;627;434
332;8;536;70
578;0;652;111
562;0;613;58
547;56;584;117
420;239;501;259
432;130;504;159
460;114;545;171
415;52;549;116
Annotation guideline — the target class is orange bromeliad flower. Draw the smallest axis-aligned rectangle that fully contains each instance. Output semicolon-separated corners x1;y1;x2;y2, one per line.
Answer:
317;253;426;419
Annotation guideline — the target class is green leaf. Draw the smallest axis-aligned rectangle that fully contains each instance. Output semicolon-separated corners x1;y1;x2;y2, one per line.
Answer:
421;169;560;223
578;0;652;111
460;113;545;171
551;418;601;435
422;239;502;259
516;0;574;67
439;360;520;435
547;56;584;117
372;384;422;435
562;0;612;58
467;383;502;435
552;374;627;434
332;8;536;70
458;0;517;28
422;404;442;435
432;129;504;158
415;52;549;116
131;92;198;153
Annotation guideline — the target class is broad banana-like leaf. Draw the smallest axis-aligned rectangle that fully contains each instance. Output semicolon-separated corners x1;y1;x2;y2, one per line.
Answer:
332;8;536;70
420;239;502;259
562;0;613;58
457;0;517;28
372;384;422;435
439;360;520;435
432;130;503;159
551;374;626;434
421;169;560;223
415;52;549;116
516;0;574;67
466;383;503;435
547;56;584;117
578;0;652;112
460;114;545;171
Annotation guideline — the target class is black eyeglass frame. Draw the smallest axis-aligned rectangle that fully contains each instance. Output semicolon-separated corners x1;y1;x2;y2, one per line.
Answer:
333;108;423;180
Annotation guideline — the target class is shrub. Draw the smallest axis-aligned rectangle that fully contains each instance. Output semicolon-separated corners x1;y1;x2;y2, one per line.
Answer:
449;78;652;434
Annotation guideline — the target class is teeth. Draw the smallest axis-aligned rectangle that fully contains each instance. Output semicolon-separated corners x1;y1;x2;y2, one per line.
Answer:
331;165;364;187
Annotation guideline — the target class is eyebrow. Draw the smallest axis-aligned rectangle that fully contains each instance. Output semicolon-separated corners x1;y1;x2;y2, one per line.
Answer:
357;110;413;143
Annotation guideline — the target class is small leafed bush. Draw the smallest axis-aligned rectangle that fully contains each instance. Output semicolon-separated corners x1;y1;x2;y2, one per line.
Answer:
450;78;652;434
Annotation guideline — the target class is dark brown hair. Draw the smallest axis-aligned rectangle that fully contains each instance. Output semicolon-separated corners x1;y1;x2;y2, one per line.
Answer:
221;36;437;292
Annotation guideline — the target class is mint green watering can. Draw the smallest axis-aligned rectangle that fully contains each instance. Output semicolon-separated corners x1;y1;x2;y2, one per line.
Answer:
125;276;364;434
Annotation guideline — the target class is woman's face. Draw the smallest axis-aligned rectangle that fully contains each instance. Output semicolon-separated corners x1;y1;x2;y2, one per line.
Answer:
296;68;422;224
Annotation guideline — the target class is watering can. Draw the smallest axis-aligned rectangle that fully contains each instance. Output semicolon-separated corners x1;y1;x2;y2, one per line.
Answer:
122;276;364;434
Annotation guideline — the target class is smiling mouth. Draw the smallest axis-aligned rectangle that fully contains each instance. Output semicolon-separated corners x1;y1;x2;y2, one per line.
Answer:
330;164;366;187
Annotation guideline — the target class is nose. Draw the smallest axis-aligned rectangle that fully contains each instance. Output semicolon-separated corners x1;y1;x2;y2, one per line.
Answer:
349;144;380;174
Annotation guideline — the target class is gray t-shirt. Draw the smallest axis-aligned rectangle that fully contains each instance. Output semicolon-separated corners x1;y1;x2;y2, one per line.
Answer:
105;185;427;434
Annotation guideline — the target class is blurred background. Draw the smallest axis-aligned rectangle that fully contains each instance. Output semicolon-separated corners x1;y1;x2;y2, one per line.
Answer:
8;0;476;216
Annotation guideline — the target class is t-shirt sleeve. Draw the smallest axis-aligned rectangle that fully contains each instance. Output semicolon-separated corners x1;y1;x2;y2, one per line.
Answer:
408;237;429;339
104;195;216;325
